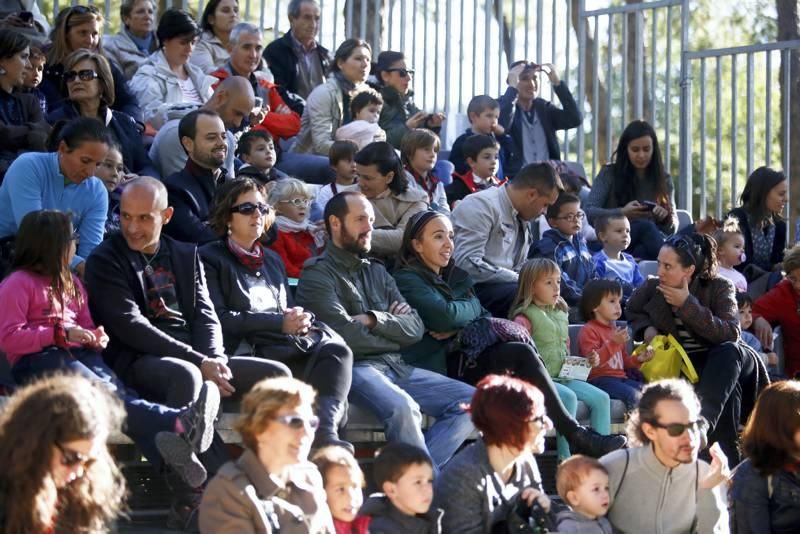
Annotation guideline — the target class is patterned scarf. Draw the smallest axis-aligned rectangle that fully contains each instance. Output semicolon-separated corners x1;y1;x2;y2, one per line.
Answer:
227;237;264;271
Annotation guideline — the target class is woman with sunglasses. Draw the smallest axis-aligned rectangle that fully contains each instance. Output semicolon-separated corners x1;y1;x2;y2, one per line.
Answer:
293;38;371;156
200;376;335;532
42;4;142;121
585;119;676;260
0;29;50;182
130;9;216;130
0;374;126;532
375;50;445;149
732;380;800;533
626;232;766;465
200;178;354;452
435;375;555;533
0;210;225;492
191;0;240;74
47;49;158;178
102;0;159;80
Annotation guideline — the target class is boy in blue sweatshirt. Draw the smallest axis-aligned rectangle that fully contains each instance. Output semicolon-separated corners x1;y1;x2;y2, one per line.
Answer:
530;192;596;310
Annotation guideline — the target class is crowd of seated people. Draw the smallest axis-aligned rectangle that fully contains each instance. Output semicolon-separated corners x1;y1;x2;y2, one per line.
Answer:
0;0;799;532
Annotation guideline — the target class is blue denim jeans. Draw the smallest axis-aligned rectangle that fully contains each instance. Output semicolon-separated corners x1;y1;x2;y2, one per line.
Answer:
589;376;643;410
554;379;611;459
349;361;475;472
12;347;179;466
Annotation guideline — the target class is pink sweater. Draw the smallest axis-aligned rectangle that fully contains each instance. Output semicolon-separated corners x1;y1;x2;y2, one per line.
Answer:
0;271;95;366
578;319;640;380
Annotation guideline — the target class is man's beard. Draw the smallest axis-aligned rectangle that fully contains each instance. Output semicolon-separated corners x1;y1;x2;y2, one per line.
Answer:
340;225;370;254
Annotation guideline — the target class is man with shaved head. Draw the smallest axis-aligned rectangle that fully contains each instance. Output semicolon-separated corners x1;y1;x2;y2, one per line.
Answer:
85;176;289;527
149;76;257;178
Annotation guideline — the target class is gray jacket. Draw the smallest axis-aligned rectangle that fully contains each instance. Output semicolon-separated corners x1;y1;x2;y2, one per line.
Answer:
556;510;614;534
360;494;443;534
295;243;424;365
452;184;532;284
600;445;728;534
102;28;157;80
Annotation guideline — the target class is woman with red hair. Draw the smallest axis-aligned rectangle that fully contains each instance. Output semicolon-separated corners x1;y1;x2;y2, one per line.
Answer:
434;374;556;533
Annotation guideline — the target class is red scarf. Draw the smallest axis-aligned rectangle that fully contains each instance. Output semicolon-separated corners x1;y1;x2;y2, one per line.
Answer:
405;165;440;202
227;238;264;271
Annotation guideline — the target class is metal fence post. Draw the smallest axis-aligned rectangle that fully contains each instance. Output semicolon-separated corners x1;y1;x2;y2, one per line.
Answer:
678;0;692;212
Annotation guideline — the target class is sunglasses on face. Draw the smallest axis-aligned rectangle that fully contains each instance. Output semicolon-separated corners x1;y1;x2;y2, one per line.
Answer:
279;198;311;208
230;202;270;216
55;441;95;468
274;414;320;431
650;419;701;437
64;69;98;82
384;67;414;78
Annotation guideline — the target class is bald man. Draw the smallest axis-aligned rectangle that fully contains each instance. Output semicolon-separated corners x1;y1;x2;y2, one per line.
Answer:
149;76;257;178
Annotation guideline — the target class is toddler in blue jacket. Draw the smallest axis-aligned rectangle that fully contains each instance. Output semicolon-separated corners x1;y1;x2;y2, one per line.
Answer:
592;214;644;303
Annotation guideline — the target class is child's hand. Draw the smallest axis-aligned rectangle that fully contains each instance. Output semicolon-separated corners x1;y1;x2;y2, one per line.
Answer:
611;326;630;346
492;123;505;136
429;330;457;340
67;327;97;346
638;346;655;363
587;350;600;367
91;326;110;350
766;352;778;366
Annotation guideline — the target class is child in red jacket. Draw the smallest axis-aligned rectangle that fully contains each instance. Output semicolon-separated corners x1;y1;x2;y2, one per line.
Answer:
312;446;371;534
578;280;653;409
268;178;325;277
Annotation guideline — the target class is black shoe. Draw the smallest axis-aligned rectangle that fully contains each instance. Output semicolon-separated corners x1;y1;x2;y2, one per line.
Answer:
166;492;202;532
312;396;355;454
156;432;207;488
569;426;627;458
179;381;220;454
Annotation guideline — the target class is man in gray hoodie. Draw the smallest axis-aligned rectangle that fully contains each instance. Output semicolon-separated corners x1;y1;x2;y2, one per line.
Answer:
600;379;729;533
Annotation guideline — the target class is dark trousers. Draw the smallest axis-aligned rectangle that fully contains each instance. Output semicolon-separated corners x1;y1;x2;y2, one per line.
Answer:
693;341;755;465
288;340;353;403
628;219;665;260
12;347;179;466
127;354;290;476
456;341;582;438
474;281;519;318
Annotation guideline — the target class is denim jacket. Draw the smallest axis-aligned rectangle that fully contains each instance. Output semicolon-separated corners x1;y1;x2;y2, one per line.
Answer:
731;458;800;534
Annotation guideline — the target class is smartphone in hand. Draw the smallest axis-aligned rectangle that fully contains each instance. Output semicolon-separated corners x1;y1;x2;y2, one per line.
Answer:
641;200;657;210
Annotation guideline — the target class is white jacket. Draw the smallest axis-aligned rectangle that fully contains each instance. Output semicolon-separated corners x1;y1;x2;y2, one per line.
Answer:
102;28;157;80
130;50;216;129
190;30;229;74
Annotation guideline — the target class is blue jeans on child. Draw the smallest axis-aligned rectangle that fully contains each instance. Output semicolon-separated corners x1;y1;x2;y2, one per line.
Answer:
349;360;475;474
589;377;643;410
554;379;611;459
12;346;180;466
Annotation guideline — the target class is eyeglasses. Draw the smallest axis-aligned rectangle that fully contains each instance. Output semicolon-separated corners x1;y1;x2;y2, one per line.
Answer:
274;414;320;431
64;69;99;82
555;212;585;222
279;198;311;208
384;67;414;78
649;420;701;437
230;202;270;215
55;442;95;468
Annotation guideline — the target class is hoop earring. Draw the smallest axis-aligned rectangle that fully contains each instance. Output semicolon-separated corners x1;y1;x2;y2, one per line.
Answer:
227;225;232;236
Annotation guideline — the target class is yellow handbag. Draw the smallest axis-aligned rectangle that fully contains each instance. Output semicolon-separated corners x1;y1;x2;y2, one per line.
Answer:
633;334;700;384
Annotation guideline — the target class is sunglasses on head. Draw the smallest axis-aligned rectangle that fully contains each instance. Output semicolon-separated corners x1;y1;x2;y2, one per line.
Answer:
384;67;414;78
274;414;320;431
65;5;100;26
55;442;95;468
64;69;98;82
230;202;270;216
279;198;311;208
665;235;698;265
650;419;701;437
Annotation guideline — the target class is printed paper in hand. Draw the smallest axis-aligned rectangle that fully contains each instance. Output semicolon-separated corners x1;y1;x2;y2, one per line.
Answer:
558;356;592;381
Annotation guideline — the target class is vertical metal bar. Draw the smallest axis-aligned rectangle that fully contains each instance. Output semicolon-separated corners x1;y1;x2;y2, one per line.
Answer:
700;58;707;218
512;0;517;63
592;16;600;178
783;49;792;228
411;0;417;72
634;10;643;119
731;55;738;207
359;0;366;39
103;0;110;34
423;0;430;110
260;0;266;37
606;14;613;163
276;0;282;39
746;52;754;178
54;0;59;22
345;0;353;38
650;8;657;126
445;0;452;117
373;0;380;53
679;0;692;212
386;0;391;48
497;0;504;96
665;5;673;174
576;0;586;166
622;14;628;128
471;0;477;100
524;0;530;61
550;0;557;102
458;0;465;113
400;0;406;51
564;0;572;157
716;58;723;219
766;51;772;166
245;0;251;21
433;0;439;112
536;0;543;64
484;0;491;95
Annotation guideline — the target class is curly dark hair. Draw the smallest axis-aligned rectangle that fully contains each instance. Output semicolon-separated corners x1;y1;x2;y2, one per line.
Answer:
209;178;273;237
0;374;126;533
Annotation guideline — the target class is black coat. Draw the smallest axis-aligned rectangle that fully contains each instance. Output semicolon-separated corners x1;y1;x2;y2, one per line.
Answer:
262;32;330;112
85;233;227;377
0;90;50;180
162;161;226;244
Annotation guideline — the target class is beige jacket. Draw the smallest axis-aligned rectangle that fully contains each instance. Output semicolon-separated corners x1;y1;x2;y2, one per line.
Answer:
369;185;429;258
199;449;334;534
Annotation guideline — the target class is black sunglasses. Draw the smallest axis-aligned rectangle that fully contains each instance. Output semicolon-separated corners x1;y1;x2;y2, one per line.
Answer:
230;202;270;216
64;69;99;82
384;67;414;78
649;420;701;437
274;414;320;431
55;442;95;468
